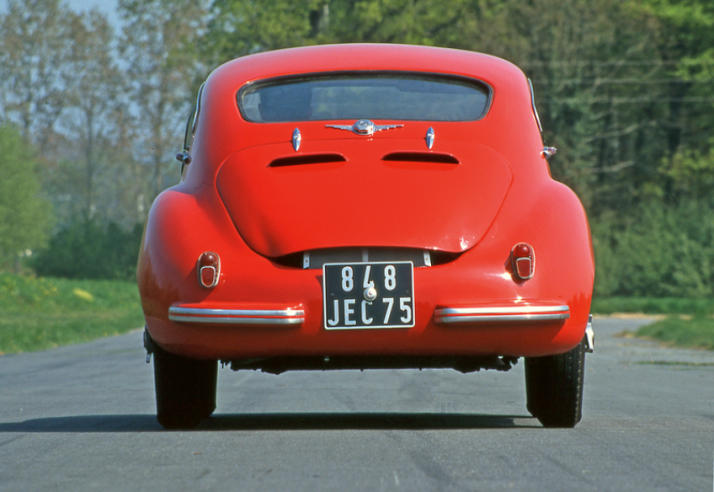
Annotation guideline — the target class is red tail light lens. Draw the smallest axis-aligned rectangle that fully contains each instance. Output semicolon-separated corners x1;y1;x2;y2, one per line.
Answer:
197;252;220;288
511;243;535;280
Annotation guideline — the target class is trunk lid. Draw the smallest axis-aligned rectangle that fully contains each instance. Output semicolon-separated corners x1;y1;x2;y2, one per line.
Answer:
216;136;512;258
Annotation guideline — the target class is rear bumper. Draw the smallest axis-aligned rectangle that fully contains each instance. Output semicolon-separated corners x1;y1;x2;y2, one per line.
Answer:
168;300;569;327
147;298;583;360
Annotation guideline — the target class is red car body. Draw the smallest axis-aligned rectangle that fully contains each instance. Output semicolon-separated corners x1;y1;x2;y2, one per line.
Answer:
137;44;594;428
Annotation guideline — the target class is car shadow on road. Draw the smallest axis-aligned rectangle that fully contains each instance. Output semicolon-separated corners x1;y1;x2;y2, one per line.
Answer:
204;413;539;431
0;413;539;433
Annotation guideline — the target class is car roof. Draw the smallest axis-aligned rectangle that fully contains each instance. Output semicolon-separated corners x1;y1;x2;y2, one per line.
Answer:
208;44;526;92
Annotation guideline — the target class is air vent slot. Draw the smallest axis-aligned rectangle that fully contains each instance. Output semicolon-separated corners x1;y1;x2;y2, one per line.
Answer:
382;152;459;164
269;153;346;167
271;247;462;270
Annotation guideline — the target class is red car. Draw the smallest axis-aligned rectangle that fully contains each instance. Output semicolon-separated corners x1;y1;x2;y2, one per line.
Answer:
138;44;595;429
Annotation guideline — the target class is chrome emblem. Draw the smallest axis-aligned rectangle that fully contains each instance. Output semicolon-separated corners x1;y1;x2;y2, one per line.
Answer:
292;128;302;151
326;119;403;137
426;127;435;149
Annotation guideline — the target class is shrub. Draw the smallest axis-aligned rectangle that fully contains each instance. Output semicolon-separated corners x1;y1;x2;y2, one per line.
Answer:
31;220;143;280
592;200;714;298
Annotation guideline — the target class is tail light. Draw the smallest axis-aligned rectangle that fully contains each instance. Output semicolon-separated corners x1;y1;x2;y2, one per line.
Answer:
197;251;220;288
511;243;535;280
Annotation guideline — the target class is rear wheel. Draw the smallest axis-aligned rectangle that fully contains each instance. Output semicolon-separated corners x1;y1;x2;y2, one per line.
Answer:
153;344;218;429
524;338;586;428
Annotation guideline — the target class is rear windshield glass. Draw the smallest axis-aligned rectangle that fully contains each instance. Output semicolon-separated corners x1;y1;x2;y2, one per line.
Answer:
238;72;491;123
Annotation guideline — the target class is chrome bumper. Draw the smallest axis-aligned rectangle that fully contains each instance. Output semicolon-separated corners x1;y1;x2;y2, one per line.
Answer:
434;303;570;324
168;306;305;325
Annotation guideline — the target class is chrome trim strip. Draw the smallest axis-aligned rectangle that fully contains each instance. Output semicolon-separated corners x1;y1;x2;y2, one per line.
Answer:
436;305;569;316
438;313;570;324
528;78;543;133
169;307;304;317
169;315;304;325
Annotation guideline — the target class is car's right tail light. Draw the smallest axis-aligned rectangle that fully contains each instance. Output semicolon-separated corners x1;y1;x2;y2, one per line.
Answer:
511;243;535;280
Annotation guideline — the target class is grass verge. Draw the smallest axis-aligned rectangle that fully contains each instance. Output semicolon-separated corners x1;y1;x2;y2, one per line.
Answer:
0;274;144;355
634;316;714;351
591;297;714;316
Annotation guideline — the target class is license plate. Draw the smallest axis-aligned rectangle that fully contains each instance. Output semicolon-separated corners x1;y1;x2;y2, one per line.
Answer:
323;261;415;329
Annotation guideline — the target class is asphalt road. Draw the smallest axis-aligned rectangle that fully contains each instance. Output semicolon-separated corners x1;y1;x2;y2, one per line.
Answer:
1;317;712;491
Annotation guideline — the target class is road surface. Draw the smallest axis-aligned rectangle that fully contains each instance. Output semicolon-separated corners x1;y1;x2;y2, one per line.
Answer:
1;317;712;491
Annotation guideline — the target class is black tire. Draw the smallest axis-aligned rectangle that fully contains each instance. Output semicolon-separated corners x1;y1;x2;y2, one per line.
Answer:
524;338;586;428
153;344;218;429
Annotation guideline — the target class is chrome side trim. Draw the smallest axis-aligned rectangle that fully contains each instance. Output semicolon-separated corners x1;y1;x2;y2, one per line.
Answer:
528;78;543;133
168;306;305;325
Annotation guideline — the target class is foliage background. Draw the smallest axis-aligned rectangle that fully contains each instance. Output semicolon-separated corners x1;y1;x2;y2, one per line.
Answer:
0;0;713;298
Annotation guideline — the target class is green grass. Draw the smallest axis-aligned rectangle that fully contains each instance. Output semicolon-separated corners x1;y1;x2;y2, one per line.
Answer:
634;316;714;351
0;274;144;354
594;297;714;350
591;297;714;316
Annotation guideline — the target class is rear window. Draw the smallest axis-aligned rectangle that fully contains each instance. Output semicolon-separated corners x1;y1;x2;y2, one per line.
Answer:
238;72;491;123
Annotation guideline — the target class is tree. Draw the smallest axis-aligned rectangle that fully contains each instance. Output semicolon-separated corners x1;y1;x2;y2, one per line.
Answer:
205;0;475;65
119;0;210;202
0;1;142;228
206;0;324;61
0;124;53;272
638;0;714;154
57;11;134;222
636;0;714;203
0;0;79;152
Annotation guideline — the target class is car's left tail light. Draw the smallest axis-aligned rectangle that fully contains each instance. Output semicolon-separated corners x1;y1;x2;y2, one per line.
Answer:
197;252;220;288
511;243;535;280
